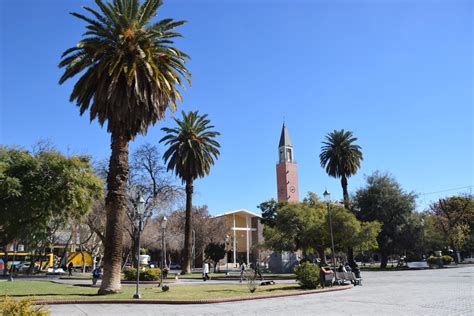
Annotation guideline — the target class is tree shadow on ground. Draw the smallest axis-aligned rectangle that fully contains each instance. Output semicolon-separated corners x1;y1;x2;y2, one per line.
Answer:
204;289;239;293
264;286;301;292
7;293;101;298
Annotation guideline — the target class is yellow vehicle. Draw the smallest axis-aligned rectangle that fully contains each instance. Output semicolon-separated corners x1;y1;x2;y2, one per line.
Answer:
0;252;55;271
68;251;93;269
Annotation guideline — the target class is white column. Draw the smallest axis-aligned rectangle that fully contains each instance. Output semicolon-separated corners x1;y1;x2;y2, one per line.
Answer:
246;215;250;264
233;214;236;267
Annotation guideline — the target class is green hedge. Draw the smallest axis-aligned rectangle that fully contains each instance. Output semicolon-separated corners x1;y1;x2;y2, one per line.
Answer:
427;256;439;265
123;268;161;281
441;255;453;265
427;255;454;266
293;262;320;289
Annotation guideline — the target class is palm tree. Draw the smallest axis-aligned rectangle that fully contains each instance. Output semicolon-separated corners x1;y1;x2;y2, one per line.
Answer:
160;111;220;274
319;130;363;208
59;0;191;294
320;129;363;267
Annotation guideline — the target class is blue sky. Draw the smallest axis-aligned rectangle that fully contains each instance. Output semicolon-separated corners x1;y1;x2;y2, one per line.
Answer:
1;0;472;215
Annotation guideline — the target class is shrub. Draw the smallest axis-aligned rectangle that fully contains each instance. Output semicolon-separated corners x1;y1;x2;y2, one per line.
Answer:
427;255;453;266
162;285;170;292
293;261;320;289
243;269;257;293
1;297;49;316
123;267;161;281
427;256;439;265
441;255;453;265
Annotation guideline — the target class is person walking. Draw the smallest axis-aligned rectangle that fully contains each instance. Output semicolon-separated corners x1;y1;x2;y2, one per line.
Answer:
67;262;74;276
202;262;210;281
239;261;246;283
254;260;263;281
92;267;102;285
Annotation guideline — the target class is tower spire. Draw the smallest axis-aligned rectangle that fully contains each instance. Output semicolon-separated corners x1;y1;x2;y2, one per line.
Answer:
279;123;292;148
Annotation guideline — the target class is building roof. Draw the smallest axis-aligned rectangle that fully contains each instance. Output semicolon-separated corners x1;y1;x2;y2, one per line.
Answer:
278;123;292;147
213;209;262;219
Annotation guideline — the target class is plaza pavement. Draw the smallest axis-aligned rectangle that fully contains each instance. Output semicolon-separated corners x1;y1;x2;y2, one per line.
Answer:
48;265;473;315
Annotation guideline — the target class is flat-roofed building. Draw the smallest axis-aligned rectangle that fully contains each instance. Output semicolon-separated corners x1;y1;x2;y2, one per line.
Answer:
214;209;263;267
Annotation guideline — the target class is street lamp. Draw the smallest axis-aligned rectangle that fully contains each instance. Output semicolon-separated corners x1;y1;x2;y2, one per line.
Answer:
323;189;337;281
420;217;425;258
160;216;168;291
133;194;146;299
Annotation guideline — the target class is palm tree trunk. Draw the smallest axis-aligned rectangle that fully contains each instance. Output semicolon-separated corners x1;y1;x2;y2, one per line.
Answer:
98;132;129;295
340;175;350;209
340;175;356;267
181;181;193;274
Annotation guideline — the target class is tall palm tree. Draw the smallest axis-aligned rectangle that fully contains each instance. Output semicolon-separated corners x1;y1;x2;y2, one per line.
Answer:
319;130;363;209
160;111;220;274
320;130;363;267
59;0;191;294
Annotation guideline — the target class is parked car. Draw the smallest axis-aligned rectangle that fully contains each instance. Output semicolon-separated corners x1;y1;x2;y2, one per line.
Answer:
462;255;474;263
147;261;159;268
169;263;181;269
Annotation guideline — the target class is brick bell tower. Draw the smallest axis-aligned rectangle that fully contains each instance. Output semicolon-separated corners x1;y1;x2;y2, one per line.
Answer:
276;123;299;202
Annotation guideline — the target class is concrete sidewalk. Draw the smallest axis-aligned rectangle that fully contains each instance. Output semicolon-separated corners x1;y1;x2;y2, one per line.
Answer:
48;265;474;315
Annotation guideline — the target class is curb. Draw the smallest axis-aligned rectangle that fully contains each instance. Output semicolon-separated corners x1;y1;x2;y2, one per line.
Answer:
34;284;353;305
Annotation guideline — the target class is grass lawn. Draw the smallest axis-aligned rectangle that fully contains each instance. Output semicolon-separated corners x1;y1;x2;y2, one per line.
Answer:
0;281;302;301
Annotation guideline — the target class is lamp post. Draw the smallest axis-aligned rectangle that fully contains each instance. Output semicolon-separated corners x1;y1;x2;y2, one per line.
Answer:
420;217;425;258
133;195;146;299
160;216;168;291
323;189;337;280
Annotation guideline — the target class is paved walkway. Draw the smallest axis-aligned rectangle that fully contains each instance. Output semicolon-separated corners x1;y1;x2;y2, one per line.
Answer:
49;265;473;315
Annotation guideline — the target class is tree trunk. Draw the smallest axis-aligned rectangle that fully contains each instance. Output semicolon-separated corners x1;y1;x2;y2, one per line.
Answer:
380;251;388;269
317;247;326;265
181;181;194;274
98;132;129;295
347;247;356;268
451;242;459;264
80;245;86;273
341;175;350;209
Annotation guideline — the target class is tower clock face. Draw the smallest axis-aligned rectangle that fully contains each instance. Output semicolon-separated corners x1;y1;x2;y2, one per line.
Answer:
290;186;296;193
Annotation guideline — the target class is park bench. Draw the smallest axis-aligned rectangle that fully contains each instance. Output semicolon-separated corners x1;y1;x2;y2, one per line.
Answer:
335;271;362;286
321;270;334;287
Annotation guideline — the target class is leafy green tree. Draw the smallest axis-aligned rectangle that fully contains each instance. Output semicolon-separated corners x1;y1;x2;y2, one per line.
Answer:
204;243;226;272
353;172;417;268
258;199;279;227
261;193;380;263
160;111;220;274
395;212;425;260
0;147;103;252
319;129;363;208
59;0;191;294
422;213;447;253
429;195;474;262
